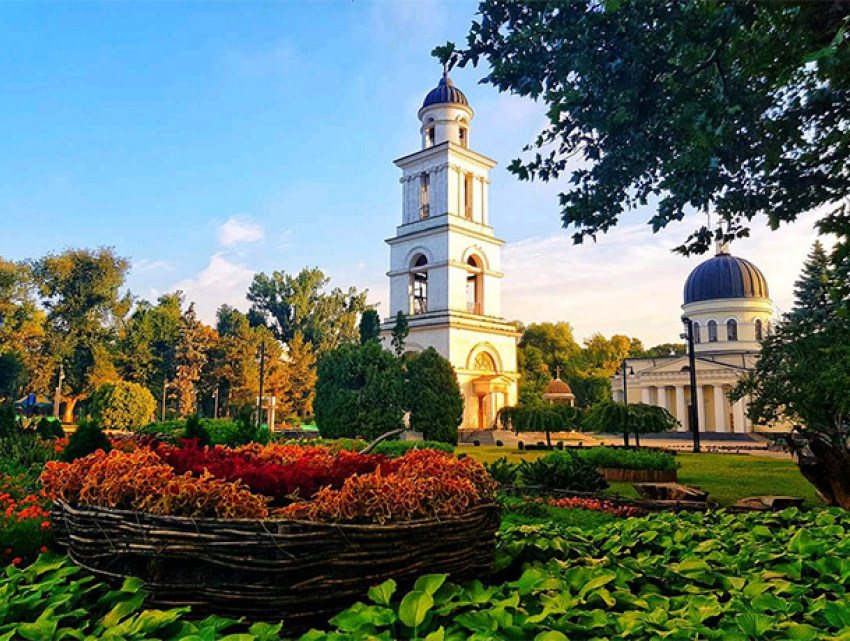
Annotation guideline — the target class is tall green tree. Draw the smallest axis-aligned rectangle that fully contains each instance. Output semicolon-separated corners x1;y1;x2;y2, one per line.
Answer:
584;401;678;447
284;331;317;419
358;309;382;345
405;348;464;444
791;241;835;325
314;341;404;440
390;311;409;357
732;254;850;507
31;248;131;421
173;303;211;417
0;258;48;395
246;267;369;354
439;1;850;255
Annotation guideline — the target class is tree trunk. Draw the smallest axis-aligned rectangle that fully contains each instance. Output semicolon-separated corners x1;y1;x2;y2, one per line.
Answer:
545;429;552;450
795;434;850;509
634;431;641;447
623;431;630;447
61;396;81;424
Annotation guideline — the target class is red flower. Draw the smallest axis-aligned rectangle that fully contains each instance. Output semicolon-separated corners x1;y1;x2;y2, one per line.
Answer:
40;521;51;530
11;557;21;565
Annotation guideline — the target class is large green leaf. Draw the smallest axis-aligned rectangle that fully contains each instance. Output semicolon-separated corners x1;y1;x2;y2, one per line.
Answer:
398;590;434;629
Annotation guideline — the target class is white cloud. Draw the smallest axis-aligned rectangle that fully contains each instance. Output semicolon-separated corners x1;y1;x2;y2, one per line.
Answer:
216;216;264;247
172;254;255;323
501;210;829;346
133;258;175;274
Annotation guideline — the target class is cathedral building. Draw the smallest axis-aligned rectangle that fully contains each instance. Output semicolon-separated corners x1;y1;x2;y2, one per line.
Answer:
381;72;519;430
613;245;775;434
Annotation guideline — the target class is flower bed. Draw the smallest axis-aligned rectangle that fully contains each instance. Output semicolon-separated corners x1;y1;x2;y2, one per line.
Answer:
0;474;52;565
43;443;499;630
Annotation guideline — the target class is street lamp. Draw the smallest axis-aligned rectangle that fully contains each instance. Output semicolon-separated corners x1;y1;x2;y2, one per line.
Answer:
256;339;266;429
161;379;172;422
621;359;635;447
53;364;65;420
680;316;701;453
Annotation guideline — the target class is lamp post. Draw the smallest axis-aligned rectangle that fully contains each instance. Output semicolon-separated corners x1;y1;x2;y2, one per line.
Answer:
621;359;635;447
256;339;266;429
53;364;64;420
213;387;219;419
161;379;171;422
680;316;701;453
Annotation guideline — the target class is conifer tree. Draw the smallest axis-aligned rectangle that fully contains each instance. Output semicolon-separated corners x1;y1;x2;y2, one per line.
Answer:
284;332;317;419
390;311;409;357
791;241;834;324
358;309;381;344
405;348;464;444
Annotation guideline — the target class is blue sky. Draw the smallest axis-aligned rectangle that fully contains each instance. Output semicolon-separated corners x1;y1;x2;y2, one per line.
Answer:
0;1;829;345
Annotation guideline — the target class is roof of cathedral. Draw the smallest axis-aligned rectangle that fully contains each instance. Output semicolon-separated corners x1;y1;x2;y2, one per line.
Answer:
684;247;769;304
543;378;574;396
422;73;469;109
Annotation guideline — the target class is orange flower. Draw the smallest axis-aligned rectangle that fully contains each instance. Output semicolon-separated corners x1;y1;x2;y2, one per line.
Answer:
41;521;51;530
11;557;21;565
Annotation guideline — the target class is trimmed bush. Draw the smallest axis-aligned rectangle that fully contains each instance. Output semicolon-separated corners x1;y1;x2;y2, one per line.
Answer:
89;381;156;430
182;415;211;446
36;417;64;440
576;447;679;472
63;419;111;462
370;440;454;458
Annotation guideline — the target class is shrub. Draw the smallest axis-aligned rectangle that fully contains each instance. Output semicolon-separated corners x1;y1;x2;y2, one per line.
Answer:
89;381;156;430
576;446;679;472
404;348;464;444
518;441;524;450
62;419;111;462
495;440;503;447
0;402;18;438
182;415;211;446
473;440;480;447
484;457;519;485
518;451;608;492
0;434;58;479
36;417;64;440
371;440;455;458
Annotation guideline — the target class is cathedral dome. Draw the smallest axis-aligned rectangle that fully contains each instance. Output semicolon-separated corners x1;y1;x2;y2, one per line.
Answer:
422;73;469;109
683;248;769;304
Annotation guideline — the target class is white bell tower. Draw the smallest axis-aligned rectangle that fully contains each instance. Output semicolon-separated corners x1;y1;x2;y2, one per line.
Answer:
382;71;519;430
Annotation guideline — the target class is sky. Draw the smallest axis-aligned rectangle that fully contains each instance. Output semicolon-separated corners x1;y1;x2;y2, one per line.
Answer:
0;1;831;346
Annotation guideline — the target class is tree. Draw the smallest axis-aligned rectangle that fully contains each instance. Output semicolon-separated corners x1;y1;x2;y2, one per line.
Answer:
498;404;584;449
283;332;317;419
519;322;582;374
569;373;612;409
359;309;382;345
791;241;835;325
0;352;25;401
636;343;687;358
390;311;409;357
732;252;850;507
173;303;211;417
31;248;131;422
90;381;156;430
584;401;678;447
405;348;464;444
246;267;369;354
314;341;404;440
439;1;850;255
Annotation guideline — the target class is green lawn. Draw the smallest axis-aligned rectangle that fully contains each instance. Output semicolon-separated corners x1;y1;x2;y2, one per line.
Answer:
462;446;824;508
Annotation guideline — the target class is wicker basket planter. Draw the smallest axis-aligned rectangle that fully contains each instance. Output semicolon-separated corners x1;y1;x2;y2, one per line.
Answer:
597;468;678;483
51;500;499;631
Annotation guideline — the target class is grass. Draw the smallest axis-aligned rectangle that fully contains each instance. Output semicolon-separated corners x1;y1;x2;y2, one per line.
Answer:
463;446;824;508
499;496;618;530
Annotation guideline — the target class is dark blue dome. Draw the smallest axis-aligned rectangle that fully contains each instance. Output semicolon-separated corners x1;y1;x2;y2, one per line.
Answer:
422;74;469;109
684;252;769;304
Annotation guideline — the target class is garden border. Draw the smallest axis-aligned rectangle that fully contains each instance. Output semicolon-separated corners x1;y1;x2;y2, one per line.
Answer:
52;500;499;632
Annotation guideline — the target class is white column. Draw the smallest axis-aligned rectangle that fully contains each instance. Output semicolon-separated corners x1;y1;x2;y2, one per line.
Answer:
658;386;669;411
732;398;747;433
641;386;652;404
713;385;728;433
675;385;688;431
696;385;706;433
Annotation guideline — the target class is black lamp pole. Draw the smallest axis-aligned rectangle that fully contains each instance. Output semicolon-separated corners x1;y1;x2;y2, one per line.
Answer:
256;339;266;429
681;316;701;453
621;359;630;447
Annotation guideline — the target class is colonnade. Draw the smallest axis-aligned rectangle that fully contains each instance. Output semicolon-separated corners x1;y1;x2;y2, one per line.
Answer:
636;383;750;433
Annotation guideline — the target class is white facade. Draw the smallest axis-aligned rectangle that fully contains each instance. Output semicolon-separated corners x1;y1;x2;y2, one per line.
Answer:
381;74;519;429
611;248;777;434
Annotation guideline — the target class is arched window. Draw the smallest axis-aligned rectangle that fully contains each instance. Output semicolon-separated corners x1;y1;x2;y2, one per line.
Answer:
726;319;738;341
755;319;764;341
419;173;430;219
411;255;428;314
692;321;701;344
708;320;718;342
466;256;483;315
473;352;496;372
459;126;468;148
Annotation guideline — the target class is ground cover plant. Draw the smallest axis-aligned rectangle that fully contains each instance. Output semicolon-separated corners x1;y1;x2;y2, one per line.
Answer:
300;508;850;640
517;451;608;493
574;447;679;472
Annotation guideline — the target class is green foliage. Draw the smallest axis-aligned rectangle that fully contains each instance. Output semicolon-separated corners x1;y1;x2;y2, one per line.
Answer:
0;402;18;438
0;351;26;399
0;553;253;638
499;496;618;529
308;508;850;640
498;404;584;448
36;416;64;440
404;348;463;444
568;373;612;408
483;457;519;485
575;447;679;472
181;414;211;446
441;2;850;256
370;440;454;458
390;311;409;357
584;401;678;445
246;267;369;354
90;381;156;430
63;418;111;462
314;341;405;441
0;434;58;478
139;418;246;446
518;451;608;492
358;309;381;345
229;406;270;446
